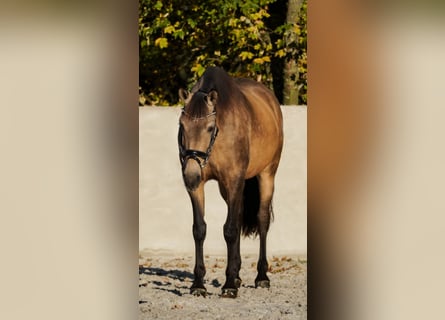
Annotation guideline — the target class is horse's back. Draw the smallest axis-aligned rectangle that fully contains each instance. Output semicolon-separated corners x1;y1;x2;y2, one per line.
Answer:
236;79;282;128
235;79;283;177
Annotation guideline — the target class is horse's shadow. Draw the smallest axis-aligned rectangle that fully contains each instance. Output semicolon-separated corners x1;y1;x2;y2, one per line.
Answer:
139;266;222;297
140;266;194;281
139;266;192;297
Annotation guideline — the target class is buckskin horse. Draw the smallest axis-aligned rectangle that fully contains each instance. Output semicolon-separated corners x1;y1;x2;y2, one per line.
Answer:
178;66;283;298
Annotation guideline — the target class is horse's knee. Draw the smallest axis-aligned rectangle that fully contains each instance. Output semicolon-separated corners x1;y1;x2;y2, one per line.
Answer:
193;223;206;241
223;223;239;243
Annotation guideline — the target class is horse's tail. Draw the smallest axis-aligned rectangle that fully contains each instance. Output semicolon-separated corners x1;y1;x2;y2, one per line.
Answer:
241;177;261;237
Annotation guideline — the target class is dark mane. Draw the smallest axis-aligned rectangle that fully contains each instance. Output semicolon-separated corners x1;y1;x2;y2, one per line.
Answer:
186;91;211;118
187;67;242;117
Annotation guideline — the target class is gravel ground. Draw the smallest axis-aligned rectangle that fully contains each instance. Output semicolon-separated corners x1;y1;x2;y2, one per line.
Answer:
139;252;307;319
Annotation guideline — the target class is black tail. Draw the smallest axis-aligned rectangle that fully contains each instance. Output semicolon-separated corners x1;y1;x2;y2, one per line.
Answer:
242;177;261;237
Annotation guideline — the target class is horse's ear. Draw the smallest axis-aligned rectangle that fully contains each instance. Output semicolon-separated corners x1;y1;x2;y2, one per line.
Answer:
206;90;218;107
178;88;189;103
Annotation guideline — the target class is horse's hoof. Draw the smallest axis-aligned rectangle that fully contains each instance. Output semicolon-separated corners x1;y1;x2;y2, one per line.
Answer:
221;288;238;298
255;280;270;288
190;287;207;297
234;277;242;288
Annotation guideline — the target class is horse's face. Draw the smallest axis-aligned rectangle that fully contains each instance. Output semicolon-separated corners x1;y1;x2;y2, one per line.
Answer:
179;116;216;153
178;90;218;191
179;91;217;153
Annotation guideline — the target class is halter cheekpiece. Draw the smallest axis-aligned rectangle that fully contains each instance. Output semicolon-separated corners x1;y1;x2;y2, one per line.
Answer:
178;104;219;169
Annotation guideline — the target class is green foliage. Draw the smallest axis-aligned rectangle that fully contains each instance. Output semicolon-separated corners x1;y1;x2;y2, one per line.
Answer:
139;0;307;106
296;0;307;104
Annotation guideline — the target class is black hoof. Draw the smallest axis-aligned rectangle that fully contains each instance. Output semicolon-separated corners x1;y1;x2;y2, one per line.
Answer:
255;279;270;288
190;287;207;297
221;288;238;298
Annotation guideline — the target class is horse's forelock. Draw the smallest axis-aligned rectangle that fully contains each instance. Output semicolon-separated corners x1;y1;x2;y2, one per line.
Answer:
185;91;211;118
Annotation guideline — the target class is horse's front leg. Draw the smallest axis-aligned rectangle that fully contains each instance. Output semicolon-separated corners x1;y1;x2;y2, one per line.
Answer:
188;185;207;296
221;179;244;298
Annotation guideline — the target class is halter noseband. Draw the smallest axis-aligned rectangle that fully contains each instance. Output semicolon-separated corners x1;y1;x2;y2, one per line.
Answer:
178;109;219;169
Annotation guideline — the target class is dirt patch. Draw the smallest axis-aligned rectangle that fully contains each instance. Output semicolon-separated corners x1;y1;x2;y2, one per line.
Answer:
139;253;307;319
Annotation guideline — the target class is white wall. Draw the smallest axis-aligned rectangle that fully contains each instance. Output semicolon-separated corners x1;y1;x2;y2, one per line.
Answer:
139;106;306;255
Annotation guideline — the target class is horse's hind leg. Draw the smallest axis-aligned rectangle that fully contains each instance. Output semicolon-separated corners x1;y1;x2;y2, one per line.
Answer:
255;168;277;288
188;185;207;296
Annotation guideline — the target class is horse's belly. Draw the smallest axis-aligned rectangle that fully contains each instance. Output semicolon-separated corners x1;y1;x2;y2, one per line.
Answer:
245;137;281;178
245;164;266;179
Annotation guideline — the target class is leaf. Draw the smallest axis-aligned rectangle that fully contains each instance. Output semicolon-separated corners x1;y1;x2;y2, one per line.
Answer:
191;64;206;77
173;29;185;40
253;57;265;64
164;25;175;34
255;20;264;28
239;51;254;60
228;18;238;27
275;49;286;58
187;18;197;28
248;32;258;40
154;37;168;49
154;1;162;11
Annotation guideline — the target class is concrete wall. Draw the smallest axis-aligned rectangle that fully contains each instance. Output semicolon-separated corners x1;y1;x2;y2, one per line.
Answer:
139;106;306;255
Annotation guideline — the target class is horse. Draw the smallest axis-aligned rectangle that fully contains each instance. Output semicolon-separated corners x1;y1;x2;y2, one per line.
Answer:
177;66;283;298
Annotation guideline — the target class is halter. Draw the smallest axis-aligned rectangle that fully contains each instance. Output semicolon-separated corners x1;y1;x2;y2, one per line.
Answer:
178;108;219;169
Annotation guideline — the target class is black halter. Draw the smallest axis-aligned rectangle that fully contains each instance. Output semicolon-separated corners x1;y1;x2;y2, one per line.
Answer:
178;109;219;169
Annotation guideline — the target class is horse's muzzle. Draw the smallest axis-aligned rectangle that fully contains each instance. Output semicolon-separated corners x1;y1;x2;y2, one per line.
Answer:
182;158;202;191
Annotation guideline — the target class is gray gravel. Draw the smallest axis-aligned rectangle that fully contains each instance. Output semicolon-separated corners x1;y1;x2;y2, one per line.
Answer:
139;253;307;319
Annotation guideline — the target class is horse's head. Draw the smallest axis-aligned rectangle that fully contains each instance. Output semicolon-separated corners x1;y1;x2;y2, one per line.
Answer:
178;89;219;191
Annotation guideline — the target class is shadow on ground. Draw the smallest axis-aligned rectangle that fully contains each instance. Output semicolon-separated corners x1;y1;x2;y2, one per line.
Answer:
140;266;194;281
139;265;227;299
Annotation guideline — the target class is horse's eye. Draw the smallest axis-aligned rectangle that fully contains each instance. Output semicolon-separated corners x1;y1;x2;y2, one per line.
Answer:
207;126;214;133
